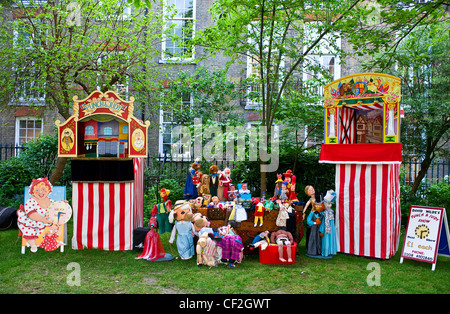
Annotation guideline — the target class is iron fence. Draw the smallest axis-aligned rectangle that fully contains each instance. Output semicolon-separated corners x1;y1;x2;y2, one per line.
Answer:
401;158;449;188
0;143;25;161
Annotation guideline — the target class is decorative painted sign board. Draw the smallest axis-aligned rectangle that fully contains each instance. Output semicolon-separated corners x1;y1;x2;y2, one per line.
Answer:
55;90;150;158
400;206;450;271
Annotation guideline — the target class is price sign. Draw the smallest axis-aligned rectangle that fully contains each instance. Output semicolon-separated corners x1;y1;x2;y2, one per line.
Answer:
400;206;449;271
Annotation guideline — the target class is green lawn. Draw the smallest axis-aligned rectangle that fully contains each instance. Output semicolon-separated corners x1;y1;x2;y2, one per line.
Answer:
0;222;449;294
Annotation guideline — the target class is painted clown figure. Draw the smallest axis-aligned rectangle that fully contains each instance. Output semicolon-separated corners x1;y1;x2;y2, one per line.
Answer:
17;178;54;252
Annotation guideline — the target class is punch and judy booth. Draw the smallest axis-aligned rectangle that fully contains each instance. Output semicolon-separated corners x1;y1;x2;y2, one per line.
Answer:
55;90;149;250
319;73;402;259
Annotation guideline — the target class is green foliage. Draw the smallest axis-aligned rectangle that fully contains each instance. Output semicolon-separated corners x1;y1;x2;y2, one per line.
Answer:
0;132;70;208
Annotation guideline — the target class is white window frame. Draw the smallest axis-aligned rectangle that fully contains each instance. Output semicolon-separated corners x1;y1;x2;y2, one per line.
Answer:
158;92;193;161
15;116;43;146
245;35;285;110
161;0;196;63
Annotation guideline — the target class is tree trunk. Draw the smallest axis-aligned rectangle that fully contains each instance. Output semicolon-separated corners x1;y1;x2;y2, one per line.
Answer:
410;156;432;195
49;157;68;186
260;161;267;197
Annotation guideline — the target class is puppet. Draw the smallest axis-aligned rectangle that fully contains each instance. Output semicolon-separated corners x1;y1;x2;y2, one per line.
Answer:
306;201;325;257
289;175;297;200
137;213;173;262
209;165;219;197
196;232;219;267
154;188;173;234
274;174;283;199
238;182;250;195
279;181;289;201
183;162;201;200
302;185;316;220
218;167;232;201
169;200;195;260
270;229;294;263
215;224;244;268
17;178;54;252
276;200;290;229
198;174;210;197
253;199;265;227
321;190;337;257
249;230;270;251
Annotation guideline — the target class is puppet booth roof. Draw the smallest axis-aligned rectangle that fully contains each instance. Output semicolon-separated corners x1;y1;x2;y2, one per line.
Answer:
323;73;401;110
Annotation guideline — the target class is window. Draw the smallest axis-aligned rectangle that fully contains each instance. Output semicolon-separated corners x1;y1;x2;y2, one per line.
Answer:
103;127;113;136
15;117;43;145
162;0;195;61
302;22;341;88
85;126;95;135
159;92;192;160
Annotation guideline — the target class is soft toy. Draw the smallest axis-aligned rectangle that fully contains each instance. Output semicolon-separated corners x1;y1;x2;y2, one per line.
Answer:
270;229;294;263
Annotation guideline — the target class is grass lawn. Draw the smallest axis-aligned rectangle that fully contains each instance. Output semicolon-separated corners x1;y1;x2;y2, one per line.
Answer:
0;221;449;294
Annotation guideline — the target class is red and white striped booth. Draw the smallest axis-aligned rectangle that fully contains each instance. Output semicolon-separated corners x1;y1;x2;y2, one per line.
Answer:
55;91;149;251
319;73;403;259
71;158;145;250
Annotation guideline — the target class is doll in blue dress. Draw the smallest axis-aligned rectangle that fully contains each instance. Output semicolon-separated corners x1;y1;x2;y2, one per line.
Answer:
321;190;337;257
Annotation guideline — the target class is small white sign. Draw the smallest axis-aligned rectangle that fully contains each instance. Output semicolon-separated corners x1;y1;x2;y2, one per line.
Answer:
400;205;449;271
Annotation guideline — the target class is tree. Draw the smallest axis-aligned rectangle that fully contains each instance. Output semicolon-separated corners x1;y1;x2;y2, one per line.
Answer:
0;0;174;184
364;22;449;194
192;0;448;194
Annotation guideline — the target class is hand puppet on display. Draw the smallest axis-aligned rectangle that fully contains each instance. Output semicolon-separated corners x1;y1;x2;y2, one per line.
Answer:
196;232;219;267
270;229;294;263
218;167;232;201
275;200;290;229
198;174;210;197
279;181;289;201
303;185;316;220
289;175;298;200
191;213;213;237
253;199;265;227
306;201;326;258
169;200;195;260
193;197;203;210
249;230;270;251
137;215;174;262
321;190;337;258
209;165;219;197
274;174;283;199
183;162;201;200
215;223;244;268
154;188;173;234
